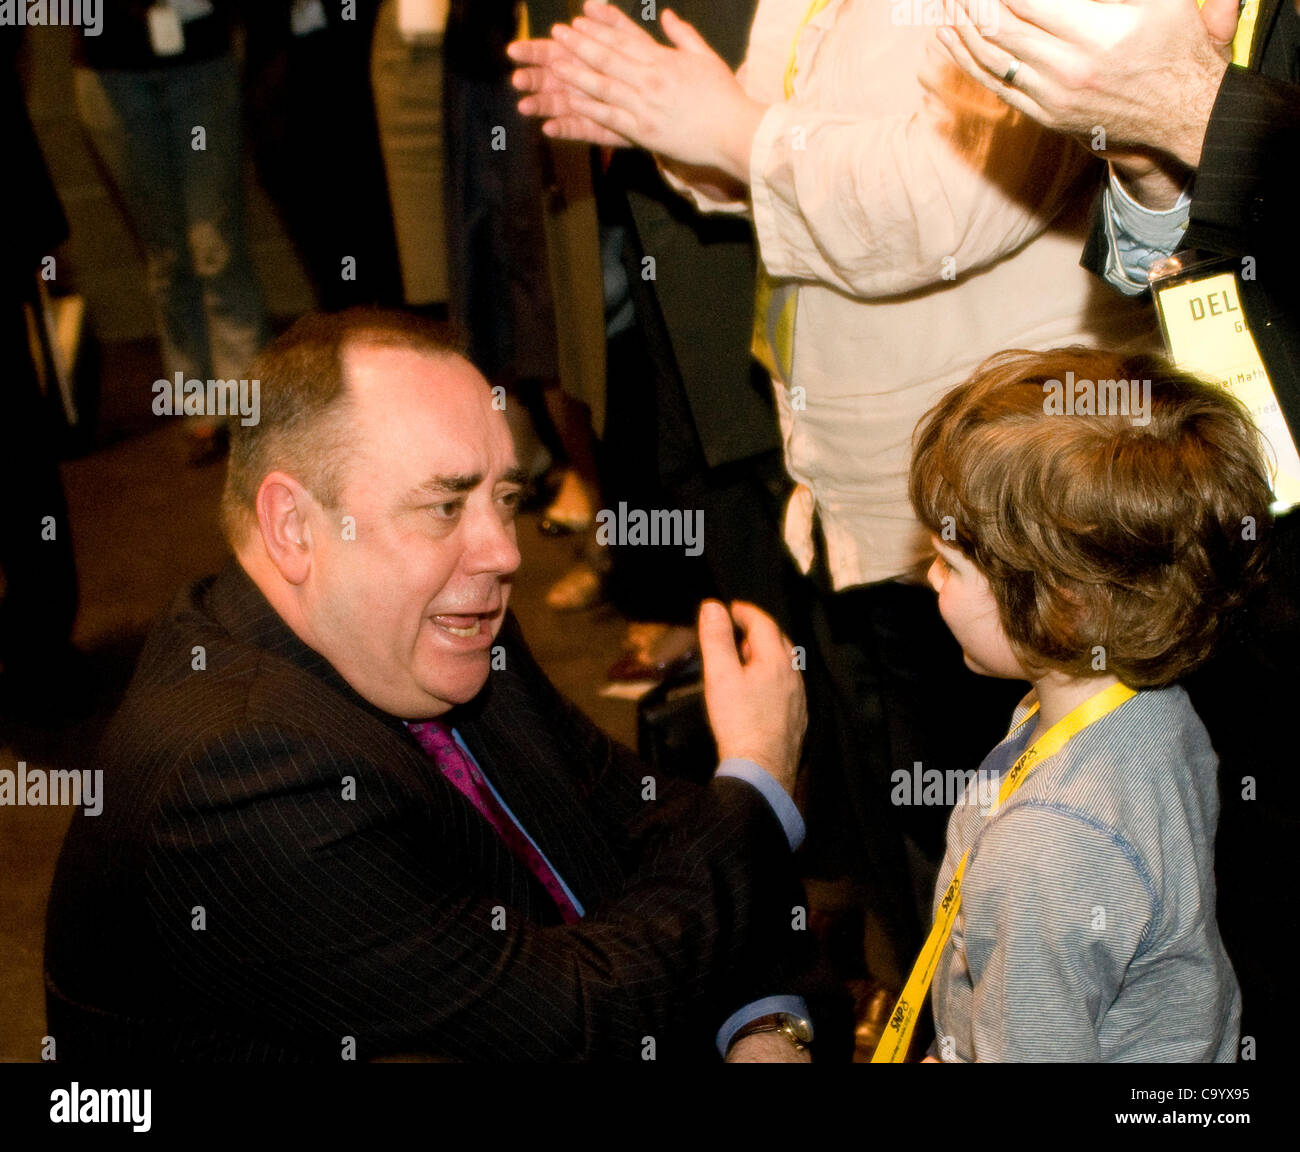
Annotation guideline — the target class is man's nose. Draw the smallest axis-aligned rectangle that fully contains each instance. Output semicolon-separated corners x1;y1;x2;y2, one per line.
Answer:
464;505;522;577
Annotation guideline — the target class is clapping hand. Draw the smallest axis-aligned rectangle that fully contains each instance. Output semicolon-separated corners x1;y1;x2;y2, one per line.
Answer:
508;2;767;184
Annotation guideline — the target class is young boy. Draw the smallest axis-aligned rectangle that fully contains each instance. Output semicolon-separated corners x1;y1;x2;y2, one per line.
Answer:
904;347;1273;1062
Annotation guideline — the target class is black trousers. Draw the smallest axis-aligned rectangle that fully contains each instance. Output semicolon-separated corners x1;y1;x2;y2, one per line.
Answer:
598;321;796;629
244;10;403;312
441;68;558;383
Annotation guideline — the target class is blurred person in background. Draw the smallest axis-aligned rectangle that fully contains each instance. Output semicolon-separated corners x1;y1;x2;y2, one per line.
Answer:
444;0;605;611
242;0;405;311
74;0;268;464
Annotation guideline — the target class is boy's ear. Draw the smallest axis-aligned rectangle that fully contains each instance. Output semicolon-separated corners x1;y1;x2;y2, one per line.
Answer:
1051;579;1102;653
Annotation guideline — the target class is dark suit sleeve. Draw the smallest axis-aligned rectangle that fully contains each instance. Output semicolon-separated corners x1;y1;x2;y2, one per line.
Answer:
1080;62;1300;428
1182;65;1300;266
496;617;816;1029
1082;64;1300;282
1184;64;1300;447
142;702;800;1062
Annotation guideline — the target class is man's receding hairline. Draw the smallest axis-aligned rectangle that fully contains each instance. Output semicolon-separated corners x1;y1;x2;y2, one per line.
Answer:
338;336;486;410
334;338;505;497
341;330;464;371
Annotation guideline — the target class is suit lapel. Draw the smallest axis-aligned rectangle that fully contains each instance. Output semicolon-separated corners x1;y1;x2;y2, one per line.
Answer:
208;559;619;919
454;663;628;916
207;560;568;920
1251;0;1286;69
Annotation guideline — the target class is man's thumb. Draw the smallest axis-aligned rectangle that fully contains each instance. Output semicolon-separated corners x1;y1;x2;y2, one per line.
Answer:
698;599;739;680
1199;0;1241;51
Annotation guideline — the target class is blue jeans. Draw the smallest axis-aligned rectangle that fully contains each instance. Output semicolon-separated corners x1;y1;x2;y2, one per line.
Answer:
76;55;268;390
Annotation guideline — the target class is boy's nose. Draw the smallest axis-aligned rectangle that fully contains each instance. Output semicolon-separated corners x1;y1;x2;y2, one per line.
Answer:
926;557;944;593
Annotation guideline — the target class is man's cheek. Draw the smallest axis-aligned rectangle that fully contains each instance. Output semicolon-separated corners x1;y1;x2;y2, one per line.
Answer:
438;651;493;702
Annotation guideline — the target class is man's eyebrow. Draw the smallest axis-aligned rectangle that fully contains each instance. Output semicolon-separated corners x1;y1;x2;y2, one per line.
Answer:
409;467;528;498
412;474;482;497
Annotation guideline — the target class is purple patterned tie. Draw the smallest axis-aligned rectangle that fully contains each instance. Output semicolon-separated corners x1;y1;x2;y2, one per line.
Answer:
406;719;581;924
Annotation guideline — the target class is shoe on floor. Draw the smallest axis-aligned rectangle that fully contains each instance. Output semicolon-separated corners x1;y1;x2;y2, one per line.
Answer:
545;563;605;611
539;469;594;535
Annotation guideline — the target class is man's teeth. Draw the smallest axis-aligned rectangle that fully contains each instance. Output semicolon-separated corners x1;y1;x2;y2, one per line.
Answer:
435;617;481;637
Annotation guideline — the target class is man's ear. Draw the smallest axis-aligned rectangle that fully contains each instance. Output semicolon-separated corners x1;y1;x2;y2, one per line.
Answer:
256;471;315;584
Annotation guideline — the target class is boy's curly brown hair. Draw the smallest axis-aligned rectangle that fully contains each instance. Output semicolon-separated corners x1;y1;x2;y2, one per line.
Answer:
909;347;1274;687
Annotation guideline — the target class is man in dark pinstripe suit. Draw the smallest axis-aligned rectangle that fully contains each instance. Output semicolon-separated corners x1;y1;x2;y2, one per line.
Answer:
44;310;815;1062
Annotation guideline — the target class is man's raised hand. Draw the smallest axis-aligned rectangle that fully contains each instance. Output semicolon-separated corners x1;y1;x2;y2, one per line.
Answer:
698;600;806;798
938;0;1236;169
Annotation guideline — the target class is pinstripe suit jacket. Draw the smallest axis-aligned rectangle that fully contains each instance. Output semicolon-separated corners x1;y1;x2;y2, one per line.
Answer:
44;560;801;1061
1083;0;1300;439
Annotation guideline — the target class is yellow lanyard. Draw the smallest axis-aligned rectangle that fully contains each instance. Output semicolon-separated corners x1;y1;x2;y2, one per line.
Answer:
1231;0;1259;66
871;680;1138;1062
752;0;832;382
784;0;832;99
1193;0;1257;65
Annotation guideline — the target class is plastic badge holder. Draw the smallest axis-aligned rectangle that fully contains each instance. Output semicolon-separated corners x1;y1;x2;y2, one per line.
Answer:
1149;250;1300;514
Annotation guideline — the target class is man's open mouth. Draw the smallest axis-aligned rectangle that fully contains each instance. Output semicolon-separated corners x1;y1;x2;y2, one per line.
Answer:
433;615;483;638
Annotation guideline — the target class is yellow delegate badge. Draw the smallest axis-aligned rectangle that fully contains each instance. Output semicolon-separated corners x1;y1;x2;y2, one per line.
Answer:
1154;270;1300;513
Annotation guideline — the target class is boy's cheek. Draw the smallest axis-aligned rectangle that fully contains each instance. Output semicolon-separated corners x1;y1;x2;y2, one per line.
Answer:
935;596;959;639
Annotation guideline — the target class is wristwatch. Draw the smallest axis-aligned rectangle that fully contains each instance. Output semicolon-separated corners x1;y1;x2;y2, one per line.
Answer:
728;1012;814;1055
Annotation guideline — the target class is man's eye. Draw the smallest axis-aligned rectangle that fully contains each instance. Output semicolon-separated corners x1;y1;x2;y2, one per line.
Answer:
498;490;523;515
431;501;464;520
